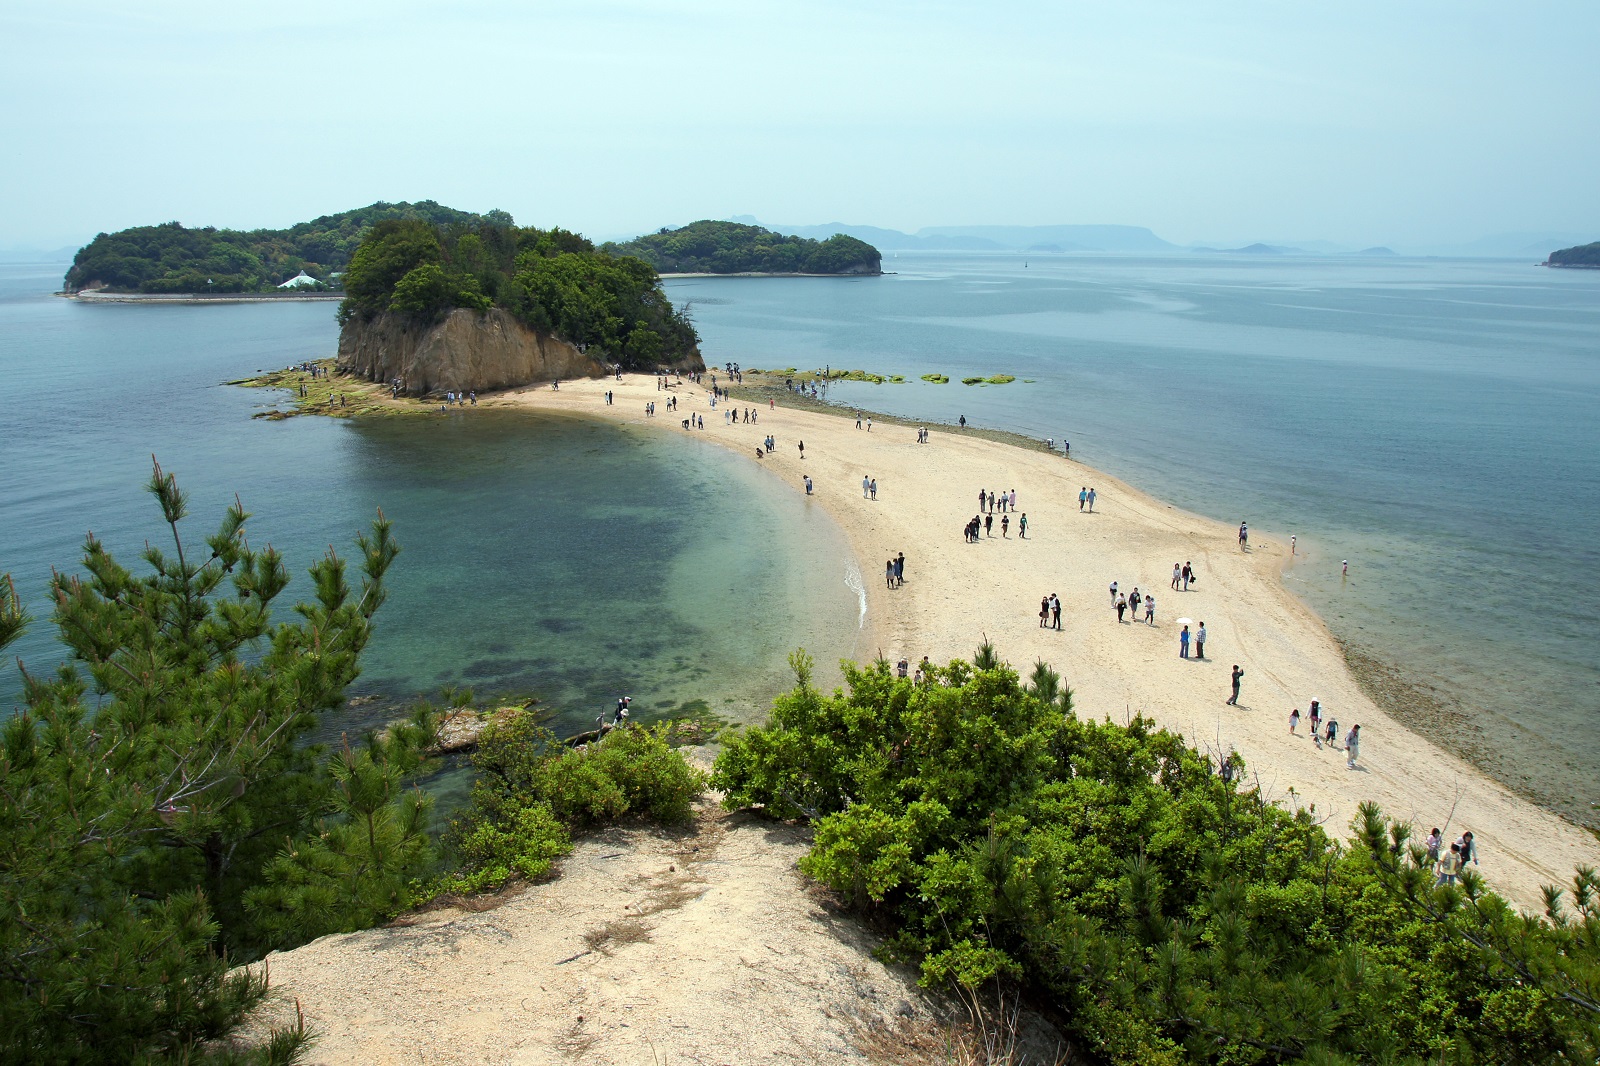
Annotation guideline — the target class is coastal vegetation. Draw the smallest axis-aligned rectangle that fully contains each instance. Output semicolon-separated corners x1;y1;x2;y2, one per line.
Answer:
600;220;882;275
0;467;708;1063
921;373;951;383
437;717;705;896
1548;242;1600;268
714;648;1600;1065
63;200;499;294
339;219;699;370
962;374;1016;385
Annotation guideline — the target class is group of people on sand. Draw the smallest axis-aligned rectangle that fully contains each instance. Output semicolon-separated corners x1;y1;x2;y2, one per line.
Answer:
1078;487;1097;512
895;655;933;684
965;510;1026;541
1038;593;1062;630
724;407;759;425
1108;581;1156;625
861;475;879;500
1424;827;1480;885
884;552;907;588
1287;699;1363;769
965;488;1027;541
1170;561;1198;590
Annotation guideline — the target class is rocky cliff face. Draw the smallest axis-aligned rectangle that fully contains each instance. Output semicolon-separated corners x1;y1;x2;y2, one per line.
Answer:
338;309;661;396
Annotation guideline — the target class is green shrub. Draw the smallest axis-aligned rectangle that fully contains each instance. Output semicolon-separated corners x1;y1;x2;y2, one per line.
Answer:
714;650;1600;1064
921;373;950;383
435;801;570;895
960;376;984;385
439;717;706;895
985;374;1016;384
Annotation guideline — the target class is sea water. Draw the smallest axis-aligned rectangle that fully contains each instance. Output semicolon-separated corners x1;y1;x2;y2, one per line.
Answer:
0;263;862;756
671;253;1600;825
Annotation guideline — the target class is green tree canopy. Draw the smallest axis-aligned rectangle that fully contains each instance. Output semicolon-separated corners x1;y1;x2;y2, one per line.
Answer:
0;462;439;1063
64;201;505;294
714;648;1600;1064
339;220;701;370
601;221;882;275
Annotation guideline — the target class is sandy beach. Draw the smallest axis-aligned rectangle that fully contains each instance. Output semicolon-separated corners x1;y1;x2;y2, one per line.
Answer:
479;372;1600;910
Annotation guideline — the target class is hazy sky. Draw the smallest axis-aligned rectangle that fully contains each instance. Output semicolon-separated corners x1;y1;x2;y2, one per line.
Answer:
3;1;1596;250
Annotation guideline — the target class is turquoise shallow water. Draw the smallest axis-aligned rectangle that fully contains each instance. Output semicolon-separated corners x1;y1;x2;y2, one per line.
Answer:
0;263;862;750
670;253;1600;824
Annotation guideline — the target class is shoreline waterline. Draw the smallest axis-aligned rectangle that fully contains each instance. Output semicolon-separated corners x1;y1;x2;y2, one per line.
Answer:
481;373;1599;908
251;364;1600;906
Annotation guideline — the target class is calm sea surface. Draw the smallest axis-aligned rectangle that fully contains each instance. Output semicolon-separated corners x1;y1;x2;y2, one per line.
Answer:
0;262;863;768
4;254;1596;823
670;252;1600;824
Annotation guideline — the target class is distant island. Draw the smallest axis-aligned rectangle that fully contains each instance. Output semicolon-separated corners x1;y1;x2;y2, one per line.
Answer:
1546;241;1600;269
336;217;702;394
600;221;881;275
63;201;504;295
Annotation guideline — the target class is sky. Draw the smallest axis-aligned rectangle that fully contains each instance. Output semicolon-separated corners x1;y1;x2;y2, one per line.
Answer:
2;1;1596;252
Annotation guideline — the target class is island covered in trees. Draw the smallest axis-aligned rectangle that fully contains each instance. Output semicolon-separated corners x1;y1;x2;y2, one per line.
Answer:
63;201;505;294
600;220;881;275
340;218;699;370
1547;241;1600;269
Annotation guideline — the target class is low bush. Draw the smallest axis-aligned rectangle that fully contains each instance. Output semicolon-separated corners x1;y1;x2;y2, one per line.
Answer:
714;647;1600;1064
440;716;706;893
921;373;950;384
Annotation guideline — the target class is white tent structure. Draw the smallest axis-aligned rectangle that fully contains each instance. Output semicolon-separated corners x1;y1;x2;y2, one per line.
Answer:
278;271;318;289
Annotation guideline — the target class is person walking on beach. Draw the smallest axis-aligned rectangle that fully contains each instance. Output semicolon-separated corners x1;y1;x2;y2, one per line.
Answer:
798;440;805;458
1001;514;1009;537
1172;563;1182;590
1182;562;1193;590
1425;829;1442;868
1436;843;1462;886
984;513;993;537
896;552;905;586
1344;724;1360;768
1143;594;1155;624
1040;596;1050;628
1324;717;1339;747
1195;622;1206;658
1308;700;1321;739
1087;488;1097;512
1115;595;1127;623
1289;707;1300;734
1128;588;1141;619
1226;665;1244;705
804;475;813;495
870;478;877;500
1290;534;1296;555
1051;594;1061;630
1009;489;1016;510
863;476;871;499
1019;513;1028;538
959;415;967;429
1079;488;1087;512
1109;580;1118;605
1238;522;1249;549
1455;831;1478;869
886;559;895;589
1179;625;1191;658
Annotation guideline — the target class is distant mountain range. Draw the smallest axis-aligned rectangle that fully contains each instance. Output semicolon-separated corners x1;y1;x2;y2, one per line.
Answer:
727;218;1176;253
720;219;1418;258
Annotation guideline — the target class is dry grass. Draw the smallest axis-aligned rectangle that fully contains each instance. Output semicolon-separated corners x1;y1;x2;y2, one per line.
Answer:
852;985;1072;1066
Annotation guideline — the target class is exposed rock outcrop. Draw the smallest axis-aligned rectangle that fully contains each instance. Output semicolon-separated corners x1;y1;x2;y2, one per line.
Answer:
339;308;666;396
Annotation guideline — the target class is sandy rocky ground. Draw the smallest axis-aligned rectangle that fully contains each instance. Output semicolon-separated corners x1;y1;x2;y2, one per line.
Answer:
243;367;1600;1062
244;755;1063;1064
